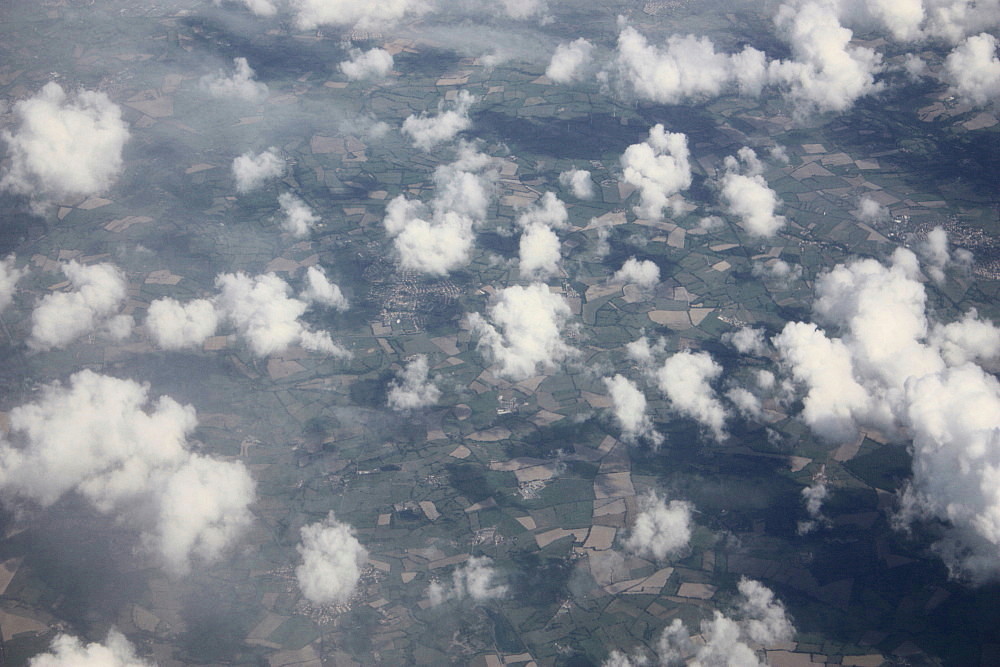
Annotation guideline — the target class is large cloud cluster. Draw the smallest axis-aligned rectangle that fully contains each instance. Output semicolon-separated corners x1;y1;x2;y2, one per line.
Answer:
1;83;129;207
146;271;348;357
428;556;507;605
401;90;476;151
770;243;1000;580
28;629;150;667
622;491;693;560
296;512;368;605
387;355;441;410
620;124;692;220
30;261;132;351
0;371;255;573
383;144;495;274
199;57;268;101
468;283;576;380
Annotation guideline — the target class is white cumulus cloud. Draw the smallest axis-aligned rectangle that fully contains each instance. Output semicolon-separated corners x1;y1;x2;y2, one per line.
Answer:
656;350;728;441
402;90;476;151
612;257;660;287
277;192;320;238
620;124;692;220
546;38;594;83
559;168;595;199
300;265;349;311
387;355;441;410
428;556;506;605
28;629;150;667
145;298;219;350
623;491;694;561
720;148;785;238
0;370;255;573
1;82;129;207
29;261;132;351
340;47;394;81
468;283;576;381
232;148;284;194
0;255;26;313
945;32;1000;105
603;374;661;445
199;57;268;101
296;512;368;605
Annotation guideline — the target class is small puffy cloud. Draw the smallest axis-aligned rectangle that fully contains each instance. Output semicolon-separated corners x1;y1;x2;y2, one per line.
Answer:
797;480;829;534
221;0;277;16
30;261;132;351
737;577;796;646
559;168;595;199
519;223;562;279
232;148;284;194
0;255;26;312
854;195;888;223
402;90;476;151
626;335;664;367
215;272;348;357
720;148;785;238
300;265;348;311
340;47;394;81
726;326;768;356
546;38;594;83
145;298;219;350
918;226;972;284
428;556;506;605
296;512;368;605
498;0;548;20
945;33;1000;105
727;387;763;421
1;82;129;206
516;191;569;230
655;350;728;441
622;491;694;561
199;57;268;101
752;258;803;286
277;192;319;238
291;0;429;30
0;371;254;573
612;257;660;287
28;629;150;667
468;283;576;380
620;124;692;219
387;355;441;410
603;374;661;445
